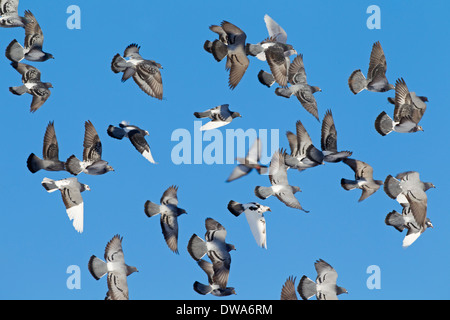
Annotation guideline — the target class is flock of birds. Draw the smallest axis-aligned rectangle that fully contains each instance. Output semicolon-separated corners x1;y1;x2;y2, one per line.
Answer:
2;1;435;300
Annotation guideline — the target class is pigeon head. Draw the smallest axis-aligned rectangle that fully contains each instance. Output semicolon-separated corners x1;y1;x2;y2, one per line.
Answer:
425;219;434;229
126;265;138;276
424;182;436;191
44;53;55;60
311;86;322;93
337;286;348;295
291;186;301;193
45;82;53;89
260;205;271;213
177;208;187;215
106;165;115;172
226;243;236;252
419;96;428;102
231;112;242;118
82;184;91;192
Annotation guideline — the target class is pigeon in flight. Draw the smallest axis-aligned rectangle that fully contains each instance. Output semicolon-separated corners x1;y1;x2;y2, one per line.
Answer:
321;110;352;162
193;259;236;297
204;21;250;90
27;121;66;173
285;120;324;172
0;0;28;28
340;158;383;202
348;41;394;94
88;235;138;300
9;62;52;112
111;43;163;100
187;218;236;289
254;149;308;212
5;10;54;62
41;177;90;233
226;138;268;182
375;78;428;136
274;54;322;121
298;259;348;300
107;121;156;164
227;200;271;248
144;185;187;254
194;104;241;131
385;207;433;248
65;121;114;176
280;276;300;300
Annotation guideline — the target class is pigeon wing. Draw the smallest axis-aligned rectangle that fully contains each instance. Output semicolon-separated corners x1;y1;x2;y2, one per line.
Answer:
43;121;59;160
83;120;102;162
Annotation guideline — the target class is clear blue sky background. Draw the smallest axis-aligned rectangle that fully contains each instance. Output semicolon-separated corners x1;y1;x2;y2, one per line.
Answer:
1;0;449;300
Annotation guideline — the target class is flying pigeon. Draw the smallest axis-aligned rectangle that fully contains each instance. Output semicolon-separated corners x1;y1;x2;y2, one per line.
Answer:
348;41;394;94
274;54;322;121
193;259;236;297
41;177;90;233
0;0;28;28
227;200;271;248
205;21;250;90
107;121;156;164
340;158;383;202
88;235;138;300
226;138;268;182
187;218;236;289
375;78;428;136
27;121;66;173
194;104;241;131
65;120;114;176
298;259;348;300
111;43;163;100
321;110;352;162
285;120;324;172
5;10;54;62
385;207;433;248
280;276;300;300
254;149;308;212
144;185;187;254
9;62;52;112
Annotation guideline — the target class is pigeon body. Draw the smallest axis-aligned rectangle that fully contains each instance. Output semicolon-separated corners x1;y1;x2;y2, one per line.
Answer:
65;121;114;176
9;62;52;112
321;110;352;162
0;0;28;28
27;121;65;173
348;41;394;94
41;177;90;233
193;259;236;297
227;200;271;248
107;121;156;163
88;235;138;300
194;104;241;131
340;158;383;202
111;43;163;99
226;138;267;182
144;186;187;253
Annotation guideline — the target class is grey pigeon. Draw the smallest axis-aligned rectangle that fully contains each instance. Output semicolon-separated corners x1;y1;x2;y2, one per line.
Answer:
341;158;383;202
65;121;114;176
275;54;322;121
27;121;66;173
321;110;352;162
385;207;433;248
5;10;54;62
262;40;297;88
193;259;236;297
187;218;236;289
280;276;299;300
254;149;308;212
298;259;348;300
111;43;163;100
9;62;52;112
375;78;427;136
88;235;138;300
348;41;394;94
227;200;271;249
204;24;229;54
226;138;268;182
41;177;90;233
0;0;28;28
144;185;187;254
107;121;156;164
285;120;324;172
205;21;250;90
194;104;241;131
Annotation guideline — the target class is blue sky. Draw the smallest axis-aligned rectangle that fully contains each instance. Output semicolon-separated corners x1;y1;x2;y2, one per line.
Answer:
1;0;449;300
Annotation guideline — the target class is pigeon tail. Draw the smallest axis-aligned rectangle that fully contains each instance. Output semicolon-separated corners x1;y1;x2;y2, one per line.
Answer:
107;125;126;140
203;40;213;53
9;85;27;95
275;87;293;98
385;210;405;232
5;39;24;62
254;186;274;199
27;153;44;173
257;70;275;88
341;178;358;191
193;281;212;295
298;276;317;300
348;69;367;94
210;39;228;62
193;111;210;119
227;200;245;217
41;178;58;193
144;201;160;217
246;43;264;57
384;175;402;200
65;155;83;175
111;53;127;73
88;255;108;280
374;111;393;136
187;234;207;261
306;145;324;164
